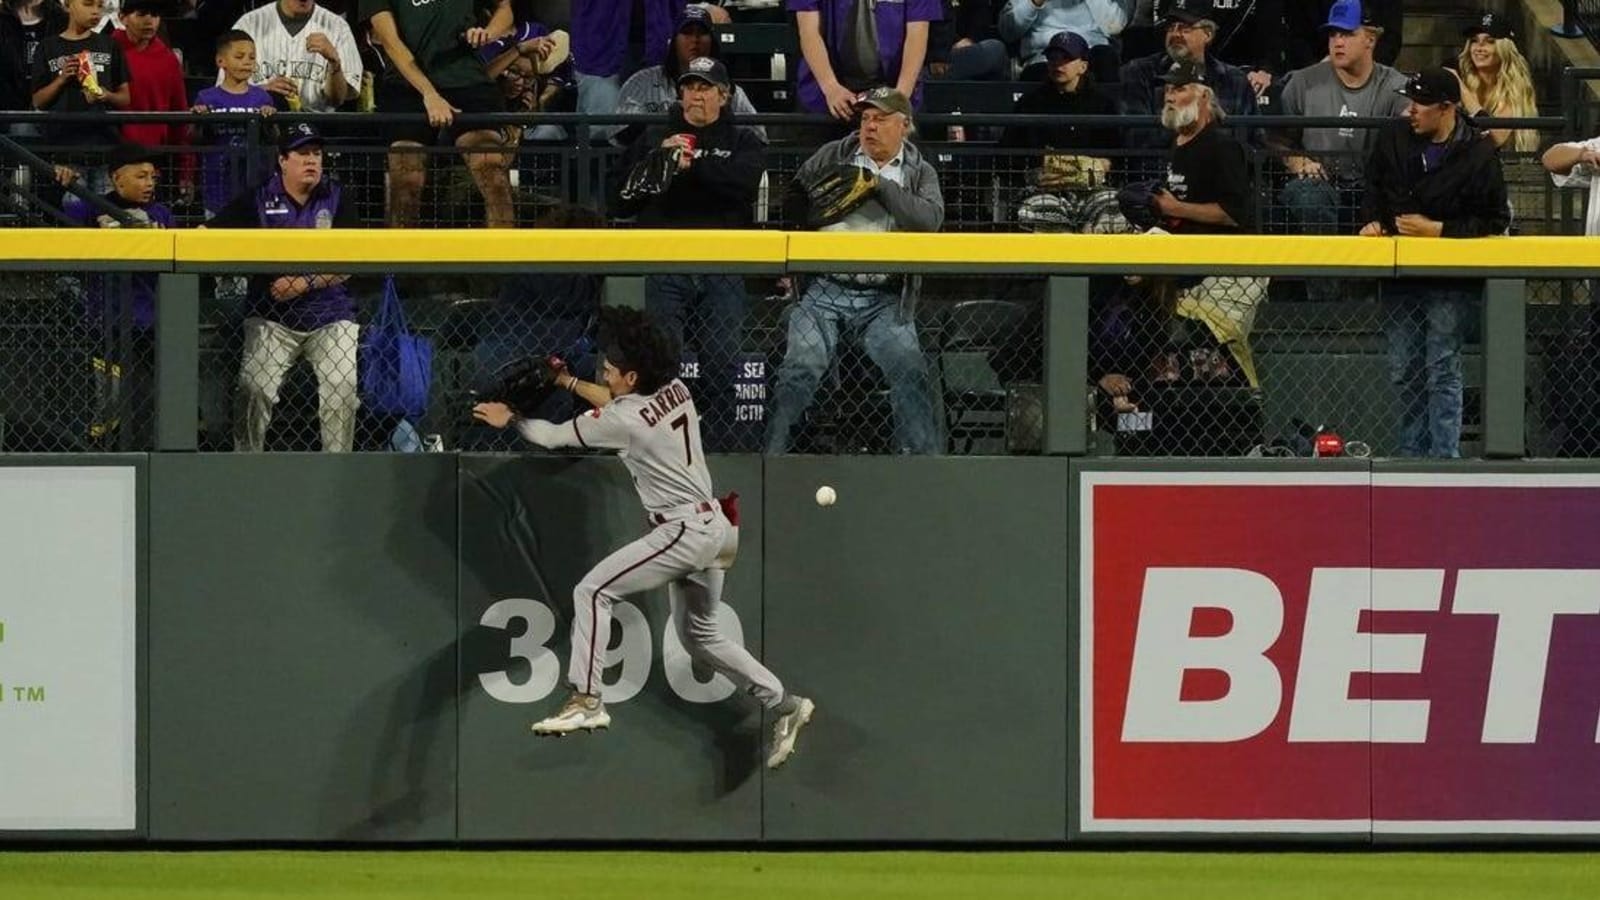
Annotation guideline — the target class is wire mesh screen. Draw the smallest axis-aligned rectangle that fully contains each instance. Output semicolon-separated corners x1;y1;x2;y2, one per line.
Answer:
1091;275;1487;460
0;270;156;452
1528;277;1600;457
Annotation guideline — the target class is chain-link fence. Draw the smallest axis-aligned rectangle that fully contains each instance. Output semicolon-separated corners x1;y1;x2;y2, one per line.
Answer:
1528;277;1600;457
0;269;156;452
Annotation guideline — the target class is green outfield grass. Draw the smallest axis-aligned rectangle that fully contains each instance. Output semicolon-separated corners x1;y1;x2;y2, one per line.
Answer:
0;850;1597;899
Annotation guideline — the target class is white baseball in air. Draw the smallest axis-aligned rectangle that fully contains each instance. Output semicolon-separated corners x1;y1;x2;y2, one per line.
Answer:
815;486;837;507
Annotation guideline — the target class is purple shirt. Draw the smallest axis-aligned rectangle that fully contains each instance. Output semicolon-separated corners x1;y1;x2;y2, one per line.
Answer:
571;0;684;79
211;174;358;331
193;84;276;215
64;194;173;331
787;0;941;113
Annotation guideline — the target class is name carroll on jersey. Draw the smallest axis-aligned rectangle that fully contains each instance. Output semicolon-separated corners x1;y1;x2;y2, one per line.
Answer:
638;380;693;427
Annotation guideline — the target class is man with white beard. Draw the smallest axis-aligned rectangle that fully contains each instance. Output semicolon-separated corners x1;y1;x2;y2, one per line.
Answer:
1151;60;1252;236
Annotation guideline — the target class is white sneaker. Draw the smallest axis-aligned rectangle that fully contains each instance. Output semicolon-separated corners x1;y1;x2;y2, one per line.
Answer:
765;696;815;769
531;692;610;736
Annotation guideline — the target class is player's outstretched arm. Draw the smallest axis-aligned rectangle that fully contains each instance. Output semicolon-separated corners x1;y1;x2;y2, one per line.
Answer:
554;371;613;410
472;402;580;448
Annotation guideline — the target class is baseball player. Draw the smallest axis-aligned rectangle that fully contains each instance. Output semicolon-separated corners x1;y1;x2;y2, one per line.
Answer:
471;307;816;770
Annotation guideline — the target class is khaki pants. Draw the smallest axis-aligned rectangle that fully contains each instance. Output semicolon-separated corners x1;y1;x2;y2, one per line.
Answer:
235;318;360;452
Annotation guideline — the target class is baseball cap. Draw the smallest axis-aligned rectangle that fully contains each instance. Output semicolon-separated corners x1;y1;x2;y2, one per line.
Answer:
1044;31;1089;62
1159;60;1209;87
676;5;715;33
1463;12;1513;41
1160;0;1213;26
1396;68;1462;105
853;86;913;117
677;56;731;90
1321;0;1375;32
278;121;325;153
108;142;157;173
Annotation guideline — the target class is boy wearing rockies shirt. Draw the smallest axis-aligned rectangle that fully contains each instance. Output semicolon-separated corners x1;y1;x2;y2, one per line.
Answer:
472;307;816;770
230;0;362;112
193;30;275;218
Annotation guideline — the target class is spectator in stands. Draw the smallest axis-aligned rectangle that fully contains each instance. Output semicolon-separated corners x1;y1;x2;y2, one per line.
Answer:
1167;0;1285;89
1455;13;1538;153
612;58;763;449
768;88;942;455
1359;69;1507;459
230;0;363;113
0;0;66;126
998;31;1118;193
570;0;683;129
31;0;131;195
1544;134;1600;237
192;30;275;219
790;0;939;123
999;0;1128;85
1125;60;1266;396
1271;0;1405;301
927;0;1008;81
1286;0;1400;72
479;23;574;143
611;7;764;147
64;142;170;450
206;122;362;453
361;0;518;228
114;0;190;198
1119;0;1253;153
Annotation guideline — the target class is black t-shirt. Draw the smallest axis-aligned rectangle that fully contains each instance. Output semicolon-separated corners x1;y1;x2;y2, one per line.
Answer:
20;19;46;68
1163;125;1253;234
29;31;127;147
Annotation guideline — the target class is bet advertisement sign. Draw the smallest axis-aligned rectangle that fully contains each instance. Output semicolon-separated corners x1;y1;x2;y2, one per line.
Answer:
1080;470;1600;836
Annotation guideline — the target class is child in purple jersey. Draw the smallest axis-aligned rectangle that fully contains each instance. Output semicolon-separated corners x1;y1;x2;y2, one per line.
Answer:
192;30;275;217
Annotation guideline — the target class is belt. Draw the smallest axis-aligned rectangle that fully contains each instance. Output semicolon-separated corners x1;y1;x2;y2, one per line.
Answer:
649;500;714;526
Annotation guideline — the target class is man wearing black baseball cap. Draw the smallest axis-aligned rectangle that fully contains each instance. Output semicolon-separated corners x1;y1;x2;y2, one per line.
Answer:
1118;0;1255;154
611;54;765;451
1359;66;1508;459
207;120;364;454
1000;29;1118;186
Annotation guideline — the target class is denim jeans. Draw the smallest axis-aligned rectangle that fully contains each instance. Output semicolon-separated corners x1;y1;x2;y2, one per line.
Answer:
765;279;939;454
929;39;1011;80
1281;177;1357;302
576;72;621;143
1383;281;1476;458
646;273;748;451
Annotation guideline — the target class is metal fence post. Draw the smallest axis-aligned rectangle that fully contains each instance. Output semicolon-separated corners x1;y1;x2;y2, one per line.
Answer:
156;273;199;451
1552;0;1584;39
1483;278;1527;459
1044;275;1088;456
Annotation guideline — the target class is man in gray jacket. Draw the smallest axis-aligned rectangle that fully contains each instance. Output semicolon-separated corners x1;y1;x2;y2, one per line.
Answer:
767;87;944;455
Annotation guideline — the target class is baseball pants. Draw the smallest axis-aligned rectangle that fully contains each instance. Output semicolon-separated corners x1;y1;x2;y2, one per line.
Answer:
567;510;786;708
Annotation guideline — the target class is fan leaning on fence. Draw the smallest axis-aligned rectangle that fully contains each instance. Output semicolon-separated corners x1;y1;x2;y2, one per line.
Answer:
201;122;364;453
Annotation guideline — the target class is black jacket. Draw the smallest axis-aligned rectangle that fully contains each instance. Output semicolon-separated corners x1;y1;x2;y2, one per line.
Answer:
1360;117;1509;238
0;1;66;111
611;103;765;229
999;75;1119;152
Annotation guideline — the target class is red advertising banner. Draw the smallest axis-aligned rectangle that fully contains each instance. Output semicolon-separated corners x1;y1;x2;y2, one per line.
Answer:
1081;471;1600;836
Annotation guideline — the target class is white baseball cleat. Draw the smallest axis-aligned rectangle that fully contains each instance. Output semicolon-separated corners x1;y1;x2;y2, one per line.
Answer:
532;692;611;736
765;696;815;769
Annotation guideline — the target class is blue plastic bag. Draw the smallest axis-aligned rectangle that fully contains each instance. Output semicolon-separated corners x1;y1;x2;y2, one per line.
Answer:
359;277;433;420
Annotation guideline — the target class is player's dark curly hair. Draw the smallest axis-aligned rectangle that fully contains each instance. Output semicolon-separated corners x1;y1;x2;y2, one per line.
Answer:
598;306;680;395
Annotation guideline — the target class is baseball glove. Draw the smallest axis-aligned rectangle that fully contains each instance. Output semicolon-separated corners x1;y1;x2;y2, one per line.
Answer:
805;164;878;227
620;148;679;201
479;355;563;417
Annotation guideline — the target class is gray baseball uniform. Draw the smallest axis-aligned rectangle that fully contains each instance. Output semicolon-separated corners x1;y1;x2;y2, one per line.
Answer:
516;379;787;707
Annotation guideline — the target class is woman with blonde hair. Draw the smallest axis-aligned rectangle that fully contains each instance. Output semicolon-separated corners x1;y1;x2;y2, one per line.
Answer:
1456;12;1539;152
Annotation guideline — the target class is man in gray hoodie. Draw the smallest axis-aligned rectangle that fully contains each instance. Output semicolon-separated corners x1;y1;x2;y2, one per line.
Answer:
767;87;944;455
